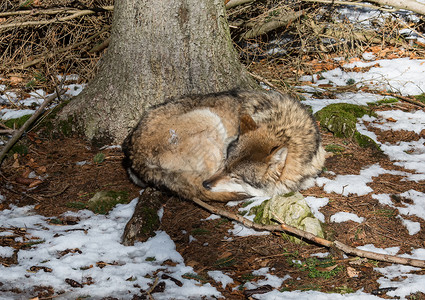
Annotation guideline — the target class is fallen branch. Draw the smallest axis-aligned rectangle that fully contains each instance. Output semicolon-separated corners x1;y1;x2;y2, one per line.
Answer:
300;0;397;12
301;0;425;15
0;129;16;134
0;7;85;17
240;9;305;40
0;6;113;31
0;88;65;167
225;0;256;9
379;92;425;108
368;0;425;16
192;197;425;268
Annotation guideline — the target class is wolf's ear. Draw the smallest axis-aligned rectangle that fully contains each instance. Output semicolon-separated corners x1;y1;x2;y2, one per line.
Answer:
240;114;258;135
267;146;288;173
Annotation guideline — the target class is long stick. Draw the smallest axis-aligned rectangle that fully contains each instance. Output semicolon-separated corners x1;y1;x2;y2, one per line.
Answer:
192;197;425;268
0;6;113;31
0;89;65;167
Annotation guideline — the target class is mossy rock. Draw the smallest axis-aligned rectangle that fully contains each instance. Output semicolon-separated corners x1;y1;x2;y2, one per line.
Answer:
315;103;379;149
353;132;379;149
87;190;130;214
251;192;324;244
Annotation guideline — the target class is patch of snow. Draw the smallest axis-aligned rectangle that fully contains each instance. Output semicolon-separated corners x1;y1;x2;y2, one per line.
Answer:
0;202;221;299
398;190;425;220
372;194;394;207
357;117;425;181
202;214;221;221
254;289;381;300
0;246;14;257
310;252;330;258
330;212;364;223
305;196;329;222
229;222;269;237
373;110;425;134
317;164;405;196
244;267;289;290
64;83;85;97
357;244;400;256
56;74;80;81
362;52;376;61
376;264;425;299
301;92;386;114
398;216;420;235
207;270;234;289
0;108;35;120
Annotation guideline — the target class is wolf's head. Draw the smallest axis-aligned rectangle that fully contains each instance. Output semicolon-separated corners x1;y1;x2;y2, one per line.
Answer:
202;115;289;198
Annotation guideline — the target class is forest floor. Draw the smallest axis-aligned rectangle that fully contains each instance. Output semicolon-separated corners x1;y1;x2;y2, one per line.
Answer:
1;1;425;299
1;58;425;299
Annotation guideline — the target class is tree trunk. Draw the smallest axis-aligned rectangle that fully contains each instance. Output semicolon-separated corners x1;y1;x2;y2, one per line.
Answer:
60;0;257;145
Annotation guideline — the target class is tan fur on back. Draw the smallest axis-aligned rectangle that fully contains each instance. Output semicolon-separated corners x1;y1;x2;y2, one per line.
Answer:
124;90;325;201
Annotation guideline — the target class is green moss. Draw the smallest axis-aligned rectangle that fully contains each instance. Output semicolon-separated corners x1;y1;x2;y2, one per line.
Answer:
66;201;87;209
4;114;31;129
325;144;345;153
251;200;269;224
93;152;105;164
138;205;160;235
292;257;342;279
9;143;28;156
36;100;75;138
214;256;237;268
333;286;355;294
346;78;355;85
145;257;156;262
367;98;398;106
315;103;379;149
191;228;210;235
414;94;425;103
58;116;74;137
353;132;380;149
87;190;130;214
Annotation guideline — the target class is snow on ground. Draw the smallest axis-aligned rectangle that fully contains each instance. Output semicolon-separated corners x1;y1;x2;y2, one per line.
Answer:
0;201;220;299
0;75;85;121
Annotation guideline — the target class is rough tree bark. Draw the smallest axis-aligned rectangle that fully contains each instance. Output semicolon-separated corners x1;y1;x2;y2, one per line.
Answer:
60;0;257;145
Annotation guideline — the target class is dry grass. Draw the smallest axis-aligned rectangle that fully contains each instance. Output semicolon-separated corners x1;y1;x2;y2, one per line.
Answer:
0;0;424;93
0;0;113;91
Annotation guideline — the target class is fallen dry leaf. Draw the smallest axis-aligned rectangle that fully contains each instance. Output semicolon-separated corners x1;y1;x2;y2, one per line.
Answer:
36;166;47;174
316;264;339;272
9;76;23;85
29;179;43;188
347;266;360;278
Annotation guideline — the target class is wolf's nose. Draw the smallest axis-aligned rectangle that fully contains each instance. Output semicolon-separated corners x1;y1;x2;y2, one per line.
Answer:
202;180;212;190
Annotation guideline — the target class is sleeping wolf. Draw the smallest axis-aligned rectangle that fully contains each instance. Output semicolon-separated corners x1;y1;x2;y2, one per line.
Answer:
123;90;325;201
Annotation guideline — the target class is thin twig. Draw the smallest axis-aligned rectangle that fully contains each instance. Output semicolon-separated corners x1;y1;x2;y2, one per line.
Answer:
192;197;425;268
0;88;65;167
13;26;110;69
0;6;113;31
0;129;16;134
379;92;425;108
